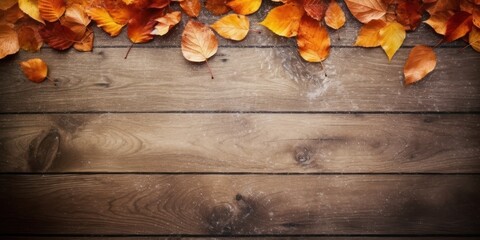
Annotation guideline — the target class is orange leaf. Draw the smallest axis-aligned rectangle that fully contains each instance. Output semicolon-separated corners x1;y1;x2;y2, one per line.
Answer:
39;21;76;50
355;19;386;47
74;27;93;51
227;0;261;15
473;6;480;28
424;10;454;35
395;0;422;30
17;25;43;52
181;20;218;62
205;0;230;15
303;0;328;21
20;58;48;83
324;0;345;29
379;21;406;60
0;0;18;11
63;3;90;27
180;0;201;17
0;24;19;59
38;0;65;22
344;0;386;23
297;15;330;62
425;0;459;15
19;0;45;24
444;11;473;42
0;4;25;25
151;11;181;36
211;13;249;41
86;7;125;37
259;3;304;37
404;45;436;85
470;26;480;52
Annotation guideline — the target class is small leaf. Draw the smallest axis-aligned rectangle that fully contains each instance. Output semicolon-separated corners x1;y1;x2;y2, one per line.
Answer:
205;0;230;15
211;13;249;41
19;0;45;24
297;15;330;62
303;0;328;21
444;11;473;42
181;20;218;62
151;11;181;36
344;0;386;23
324;0;345;30
227;0;261;15
0;24;20;59
404;45;436;85
355;19;386;47
180;0;201;17
86;7;125;37
259;3;304;37
379;21;406;60
20;58;48;83
38;0;65;22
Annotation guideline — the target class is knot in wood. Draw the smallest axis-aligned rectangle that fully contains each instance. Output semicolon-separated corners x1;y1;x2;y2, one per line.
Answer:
295;147;312;165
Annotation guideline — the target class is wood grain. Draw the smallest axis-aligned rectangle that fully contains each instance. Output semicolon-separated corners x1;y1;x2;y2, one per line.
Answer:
1;48;479;113
1;114;479;173
6;238;477;240
1;175;479;235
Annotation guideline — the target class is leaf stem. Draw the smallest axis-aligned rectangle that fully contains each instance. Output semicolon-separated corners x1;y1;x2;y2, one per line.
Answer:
205;59;214;79
125;43;134;59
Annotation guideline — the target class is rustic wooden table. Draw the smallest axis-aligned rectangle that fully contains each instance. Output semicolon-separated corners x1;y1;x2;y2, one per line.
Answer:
1;1;480;239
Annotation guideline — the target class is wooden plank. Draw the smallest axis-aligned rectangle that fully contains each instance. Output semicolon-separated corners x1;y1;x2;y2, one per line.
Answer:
1;48;479;112
1;114;479;173
88;1;463;47
5;238;476;240
1;175;479;234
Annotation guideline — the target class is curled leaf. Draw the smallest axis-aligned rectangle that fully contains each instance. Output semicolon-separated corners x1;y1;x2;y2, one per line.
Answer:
86;7;125;37
151;11;181;36
20;58;48;83
227;0;261;15
324;0;345;29
355;19;386;47
0;24;20;59
297;15;330;62
344;0;386;23
38;0;65;22
260;3;304;37
181;20;218;62
444;11;473;42
404;45;436;85
379;21;405;60
211;13;249;41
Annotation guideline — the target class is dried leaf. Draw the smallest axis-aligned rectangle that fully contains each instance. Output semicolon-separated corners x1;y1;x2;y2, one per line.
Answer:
151;11;181;36
127;9;160;43
297;15;330;62
470;26;480;52
444;11;473;42
395;0;422;30
211;13;249;41
20;58;48;83
303;0;328;21
227;0;261;15
425;0;459;15
473;6;480;28
379;21;406;60
74;27;93;51
260;3;304;37
355;19;386;47
86;7;125;37
404;45;436;85
63;3;90;27
19;0;45;24
181;20;218;62
324;0;345;29
424;10;454;35
205;0;230;15
17;24;43;51
39;21;76;50
0;0;18;11
180;0;201;17
0;24;20;59
38;0;65;22
0;4;25;25
344;0;387;23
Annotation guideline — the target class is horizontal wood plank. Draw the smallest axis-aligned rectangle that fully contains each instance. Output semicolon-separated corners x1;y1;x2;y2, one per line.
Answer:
5;238;476;239
1;114;479;173
1;175;479;235
1;48;479;112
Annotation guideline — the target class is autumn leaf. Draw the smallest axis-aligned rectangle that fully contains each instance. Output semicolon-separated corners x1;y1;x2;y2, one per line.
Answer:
1;4;26;25
227;0;261;15
0;0;18;11
205;0;230;15
0;24;20;59
151;11;181;36
127;9;161;43
474;7;479;28
17;25;43;52
424;10;454;35
297;15;330;62
395;0;422;31
19;0;45;24
425;0;459;15
260;3;304;37
324;0;345;30
181;20;218;62
74;27;93;51
211;13;249;41
344;0;386;23
379;21;406;60
355;19;386;47
63;4;91;27
404;45;436;85
444;11;473;42
470;26;480;52
39;21;77;50
180;0;201;17
38;0;65;22
303;0;328;21
86;7;126;37
20;58;48;83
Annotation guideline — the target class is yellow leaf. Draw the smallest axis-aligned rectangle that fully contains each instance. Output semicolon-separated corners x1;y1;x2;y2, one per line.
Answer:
86;7;125;37
151;11;181;36
211;13;249;41
379;21;405;61
260;3;304;37
324;0;345;30
38;0;65;22
297;15;330;62
470;26;480;52
344;0;386;23
0;24;19;59
404;45;436;85
227;0;261;15
19;0;45;24
181;20;218;62
20;58;48;83
355;19;386;47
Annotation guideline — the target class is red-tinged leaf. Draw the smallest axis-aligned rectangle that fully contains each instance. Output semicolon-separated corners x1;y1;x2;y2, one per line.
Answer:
424;10;454;35
425;0;459;15
39;21;76;50
444;11;473;42
205;0;230;15
303;0;328;21
38;0;65;22
0;4;25;25
180;0;201;17
404;45;436;85
0;0;18;11
127;9;162;43
20;58;48;83
149;0;171;9
17;24;43;52
396;0;422;30
0;24;19;59
297;15;330;62
344;0;387;23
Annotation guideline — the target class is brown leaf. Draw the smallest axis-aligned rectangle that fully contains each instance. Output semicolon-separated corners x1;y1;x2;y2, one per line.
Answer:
259;3;304;37
181;20;218;62
0;4;25;25
297;15;330;62
127;9;161;43
303;0;328;21
425;0;459;15
355;19;387;47
470;26;480;52
227;0;261;15
0;24;19;59
0;0;18;11
473;5;480;28
38;0;65;22
39;21;76;50
205;0;230;15
344;0;387;23
404;45;436;85
17;24;43;52
444;11;473;42
424;10;454;35
324;0;345;29
396;0;422;30
63;3;90;27
211;13;249;41
74;27;93;51
20;58;48;83
180;0;201;17
151;11;181;36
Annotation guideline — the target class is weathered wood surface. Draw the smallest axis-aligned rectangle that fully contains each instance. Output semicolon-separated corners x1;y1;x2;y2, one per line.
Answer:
1;114;479;173
1;48;479;113
6;238;476;240
1;175;479;235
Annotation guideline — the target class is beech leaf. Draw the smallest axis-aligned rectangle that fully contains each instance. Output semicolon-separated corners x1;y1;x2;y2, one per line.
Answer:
205;0;230;15
324;0;345;30
20;58;48;83
0;24;20;59
379;21;406;61
404;45;436;85
73;27;93;52
39;21;76;50
227;0;261;15
344;0;386;23
444;11;473;42
424;10;455;35
19;0;45;24
211;13;249;41
0;0;18;11
17;25;43;52
181;20;218;62
38;0;66;22
86;7;125;37
260;3;304;38
355;19;386;47
297;15;330;62
180;0;201;17
151;11;181;36
303;0;328;21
